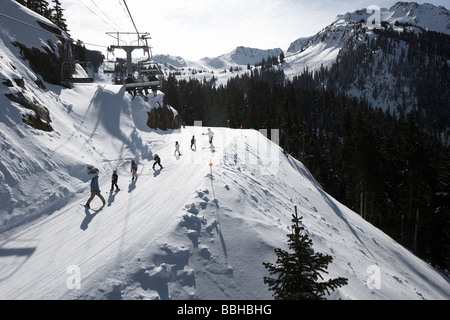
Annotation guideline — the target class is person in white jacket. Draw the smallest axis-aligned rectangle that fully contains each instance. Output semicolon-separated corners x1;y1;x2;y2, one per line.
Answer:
203;128;214;147
174;141;182;156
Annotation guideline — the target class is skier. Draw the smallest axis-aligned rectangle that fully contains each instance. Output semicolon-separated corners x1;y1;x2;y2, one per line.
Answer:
203;128;214;147
110;170;120;192
153;154;163;170
174;141;182;156
131;160;138;180
191;135;197;150
85;174;106;209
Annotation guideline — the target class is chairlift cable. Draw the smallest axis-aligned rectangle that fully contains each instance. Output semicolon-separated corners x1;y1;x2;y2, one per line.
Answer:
0;11;66;36
89;0;123;32
122;0;140;42
117;0;131;25
0;11;107;49
77;0;118;32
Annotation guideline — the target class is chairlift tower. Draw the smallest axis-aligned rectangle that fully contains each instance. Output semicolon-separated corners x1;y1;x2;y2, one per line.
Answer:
106;32;152;76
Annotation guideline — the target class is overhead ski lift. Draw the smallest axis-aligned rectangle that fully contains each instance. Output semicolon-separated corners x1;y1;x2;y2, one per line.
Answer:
103;48;116;74
104;47;127;84
124;58;164;97
106;32;164;97
61;60;94;87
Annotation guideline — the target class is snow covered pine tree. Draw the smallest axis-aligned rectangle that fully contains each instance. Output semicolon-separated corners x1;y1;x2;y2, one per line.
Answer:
263;206;348;300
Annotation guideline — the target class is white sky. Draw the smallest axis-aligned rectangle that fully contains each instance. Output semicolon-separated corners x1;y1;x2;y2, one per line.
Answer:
61;0;449;61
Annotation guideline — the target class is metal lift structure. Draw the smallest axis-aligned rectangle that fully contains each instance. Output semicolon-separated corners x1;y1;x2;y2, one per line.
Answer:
106;32;163;97
61;60;95;87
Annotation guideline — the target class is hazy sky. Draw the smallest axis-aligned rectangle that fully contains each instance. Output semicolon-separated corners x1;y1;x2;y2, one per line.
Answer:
61;0;449;60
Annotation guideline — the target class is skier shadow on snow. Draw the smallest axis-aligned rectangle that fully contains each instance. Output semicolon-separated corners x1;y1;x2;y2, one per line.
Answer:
80;207;102;231
153;168;162;177
107;191;117;207
129;129;153;161
128;178;137;193
0;238;37;282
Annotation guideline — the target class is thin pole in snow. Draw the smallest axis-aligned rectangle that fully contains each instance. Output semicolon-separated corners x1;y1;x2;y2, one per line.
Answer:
209;160;213;178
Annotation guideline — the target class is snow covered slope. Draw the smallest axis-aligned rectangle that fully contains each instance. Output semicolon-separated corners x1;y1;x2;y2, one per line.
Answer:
0;0;449;300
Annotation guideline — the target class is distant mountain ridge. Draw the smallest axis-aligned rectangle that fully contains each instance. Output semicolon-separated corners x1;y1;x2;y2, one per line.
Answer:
155;46;283;71
154;2;449;126
155;2;449;73
198;46;283;69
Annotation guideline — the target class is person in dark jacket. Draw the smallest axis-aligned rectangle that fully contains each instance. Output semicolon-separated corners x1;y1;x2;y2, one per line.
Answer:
110;170;120;192
131;160;138;180
85;174;106;208
191;135;197;150
153;154;163;170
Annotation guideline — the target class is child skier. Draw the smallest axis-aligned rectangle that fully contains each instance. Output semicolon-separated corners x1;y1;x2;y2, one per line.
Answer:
110;170;120;192
191;135;197;150
131;160;138;180
153;154;163;170
174;141;182;156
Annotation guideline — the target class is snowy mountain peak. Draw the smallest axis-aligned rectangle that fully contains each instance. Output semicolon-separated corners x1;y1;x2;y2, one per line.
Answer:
387;1;450;34
228;46;283;64
331;1;450;34
197;46;283;70
284;1;449;76
153;54;188;69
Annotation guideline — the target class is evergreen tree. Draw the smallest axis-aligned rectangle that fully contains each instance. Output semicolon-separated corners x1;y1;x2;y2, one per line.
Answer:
17;0;68;32
51;0;68;32
263;206;348;300
26;0;51;20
